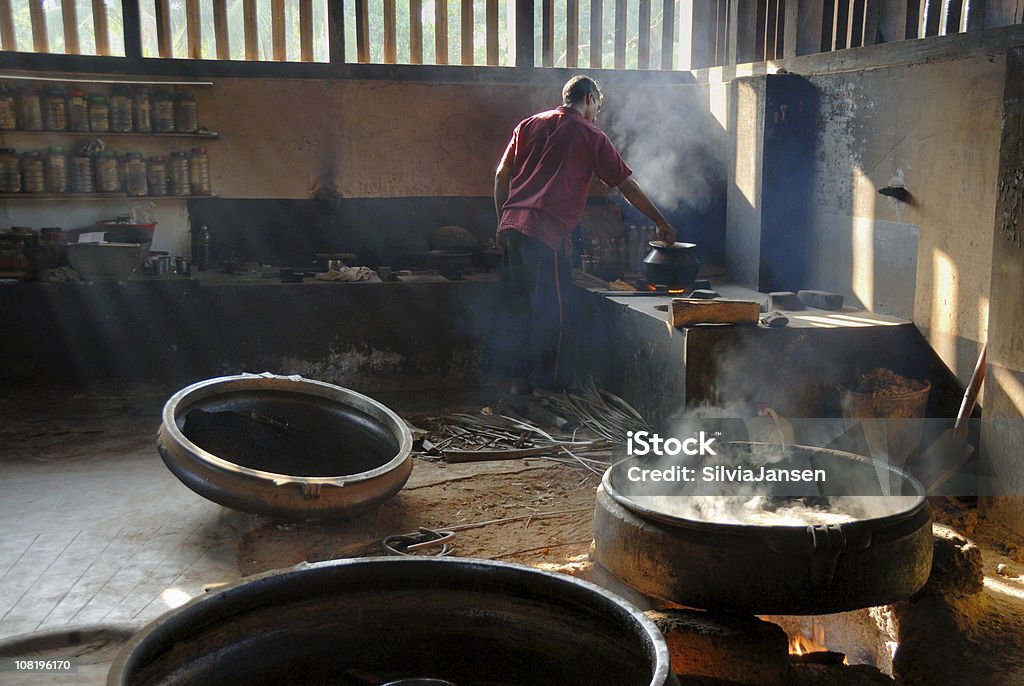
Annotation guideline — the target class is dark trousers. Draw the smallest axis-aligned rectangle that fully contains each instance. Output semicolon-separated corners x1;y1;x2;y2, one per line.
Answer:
498;230;572;389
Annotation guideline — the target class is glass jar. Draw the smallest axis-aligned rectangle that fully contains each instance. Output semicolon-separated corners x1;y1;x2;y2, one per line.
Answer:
89;95;109;132
70;155;95;193
109;87;133;133
95;150;120;193
124;152;147;196
147;155;168;196
132;87;152;133
0;147;21;192
68;90;89;131
43;88;67;130
174;91;198;133
0;87;15;130
153;91;175;132
169;151;191;196
44;146;67;193
16;89;43;130
20;151;45;193
189;146;210;195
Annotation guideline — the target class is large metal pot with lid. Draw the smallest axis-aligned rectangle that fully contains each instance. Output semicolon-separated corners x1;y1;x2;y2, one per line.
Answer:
593;442;934;615
642;241;700;289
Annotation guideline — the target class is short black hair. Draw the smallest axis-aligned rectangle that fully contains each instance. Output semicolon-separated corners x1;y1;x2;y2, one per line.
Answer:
562;75;602;106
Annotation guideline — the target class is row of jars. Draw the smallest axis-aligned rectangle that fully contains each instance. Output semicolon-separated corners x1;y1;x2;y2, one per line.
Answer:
0;146;211;196
0;86;199;134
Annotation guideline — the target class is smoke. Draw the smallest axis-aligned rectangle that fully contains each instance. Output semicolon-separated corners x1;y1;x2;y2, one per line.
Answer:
603;85;726;213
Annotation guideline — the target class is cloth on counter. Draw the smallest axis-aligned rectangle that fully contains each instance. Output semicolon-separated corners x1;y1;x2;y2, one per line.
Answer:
316;266;377;282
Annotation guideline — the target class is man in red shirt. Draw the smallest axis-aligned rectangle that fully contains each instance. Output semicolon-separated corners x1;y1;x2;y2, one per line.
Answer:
494;75;677;394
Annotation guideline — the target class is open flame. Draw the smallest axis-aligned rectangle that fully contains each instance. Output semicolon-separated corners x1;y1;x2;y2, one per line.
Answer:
788;624;849;664
646;283;690;294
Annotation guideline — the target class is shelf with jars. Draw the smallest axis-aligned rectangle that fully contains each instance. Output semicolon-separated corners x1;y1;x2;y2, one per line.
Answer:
0;76;216;199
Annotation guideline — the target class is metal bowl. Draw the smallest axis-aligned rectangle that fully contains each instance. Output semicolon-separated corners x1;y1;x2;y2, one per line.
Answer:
157;373;413;519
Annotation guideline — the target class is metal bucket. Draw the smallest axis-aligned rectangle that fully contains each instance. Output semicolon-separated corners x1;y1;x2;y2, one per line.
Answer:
108;557;679;686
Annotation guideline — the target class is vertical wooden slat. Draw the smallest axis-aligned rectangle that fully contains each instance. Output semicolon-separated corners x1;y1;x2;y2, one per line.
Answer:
613;0;626;68
243;0;258;59
328;0;345;64
410;0;423;63
716;0;728;66
862;0;880;45
849;0;865;47
567;0;579;67
776;0;785;57
904;0;920;38
783;0;798;57
686;0;715;68
186;0;202;58
0;0;15;51
213;0;230;58
945;0;965;33
155;0;172;57
590;0;602;67
833;0;849;49
965;0;986;29
384;0;396;62
355;0;369;62
764;0;778;59
638;0;650;68
300;0;313;60
735;0;757;62
461;0;473;64
923;0;941;36
61;0;80;54
754;0;766;59
28;0;47;52
543;0;554;66
486;0;498;65
435;0;448;64
272;0;286;59
820;0;835;51
660;0;674;68
515;0;533;67
726;0;739;64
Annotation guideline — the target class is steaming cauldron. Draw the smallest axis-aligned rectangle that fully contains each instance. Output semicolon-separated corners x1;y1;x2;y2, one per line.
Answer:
107;557;679;686
593;442;933;615
643;241;700;289
157;373;413;519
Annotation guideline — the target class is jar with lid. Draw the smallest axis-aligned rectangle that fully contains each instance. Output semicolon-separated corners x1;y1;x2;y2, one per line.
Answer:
153;91;175;132
20;152;44;193
95;150;120;193
44;146;67;193
16;89;43;130
124;152;147;196
169;151;191;196
109;87;133;133
68;90;89;131
189;146;211;195
43;88;67;130
89;95;110;132
174;91;198;133
147;155;168;196
0;148;20;192
70;155;95;193
132;87;152;133
0;87;17;130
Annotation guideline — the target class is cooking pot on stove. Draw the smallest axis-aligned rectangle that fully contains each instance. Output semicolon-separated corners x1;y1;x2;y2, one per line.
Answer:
643;241;699;288
593;442;934;615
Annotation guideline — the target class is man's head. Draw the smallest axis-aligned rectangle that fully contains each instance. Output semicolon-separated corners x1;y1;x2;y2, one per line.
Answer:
562;75;602;122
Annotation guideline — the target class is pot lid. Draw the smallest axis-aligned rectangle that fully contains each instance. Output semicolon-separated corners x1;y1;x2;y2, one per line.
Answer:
649;241;697;250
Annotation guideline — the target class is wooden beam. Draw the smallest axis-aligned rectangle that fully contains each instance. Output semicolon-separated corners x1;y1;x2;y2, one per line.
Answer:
384;0;397;62
410;0;423;63
849;0;865;47
754;0;766;59
243;0;258;59
328;0;345;65
28;0;47;52
661;0;674;68
486;0;498;64
155;0;172;57
355;0;370;62
543;0;554;66
0;0;13;51
614;0;626;68
272;0;286;59
833;0;849;49
300;0;313;60
686;0;716;68
716;0;728;65
186;0;202;58
904;0;921;39
862;0;880;45
820;0;835;51
435;0;448;64
461;0;473;65
638;0;650;68
783;0;798;57
945;0;965;33
61;0;80;54
764;0;778;60
590;0;602;67
735;0;758;62
515;0;533;67
965;0;986;30
923;0;941;36
214;0;230;59
726;0;739;64
567;0;579;67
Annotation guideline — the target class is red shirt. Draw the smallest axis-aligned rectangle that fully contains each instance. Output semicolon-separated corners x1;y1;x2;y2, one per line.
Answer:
498;106;632;252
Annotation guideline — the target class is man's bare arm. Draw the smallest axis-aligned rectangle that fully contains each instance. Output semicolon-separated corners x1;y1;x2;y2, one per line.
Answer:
494;164;512;220
617;176;677;244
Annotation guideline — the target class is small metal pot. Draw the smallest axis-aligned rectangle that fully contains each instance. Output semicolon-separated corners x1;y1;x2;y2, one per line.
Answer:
642;241;700;289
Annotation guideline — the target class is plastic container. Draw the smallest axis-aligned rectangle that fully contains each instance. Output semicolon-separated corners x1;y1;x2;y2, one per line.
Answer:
68;90;89;131
89;95;110;132
43;88;67;131
16;89;43;130
44;146;67;193
132;87;152;133
110;87;133;133
20;151;45;193
189;146;211;195
169;151;191;196
70;155;95;193
174;91;198;133
146;155;168;196
0;147;21;192
95;150;120;193
0;87;15;130
153;91;175;132
124;152;147;196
